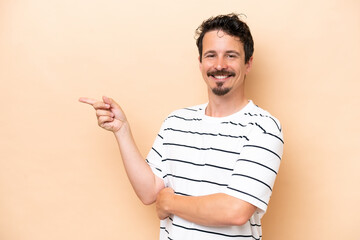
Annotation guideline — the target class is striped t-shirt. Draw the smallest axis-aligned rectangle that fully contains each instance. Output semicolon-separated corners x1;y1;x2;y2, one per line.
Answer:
146;100;284;240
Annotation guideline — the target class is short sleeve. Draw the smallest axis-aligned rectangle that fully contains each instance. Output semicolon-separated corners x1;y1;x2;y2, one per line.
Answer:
146;122;168;186
224;129;284;215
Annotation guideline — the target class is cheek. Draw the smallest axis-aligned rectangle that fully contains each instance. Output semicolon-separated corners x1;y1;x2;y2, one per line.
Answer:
202;63;214;74
200;64;208;74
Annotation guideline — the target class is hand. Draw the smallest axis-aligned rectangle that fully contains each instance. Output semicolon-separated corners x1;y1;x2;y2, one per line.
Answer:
156;187;175;220
79;96;127;133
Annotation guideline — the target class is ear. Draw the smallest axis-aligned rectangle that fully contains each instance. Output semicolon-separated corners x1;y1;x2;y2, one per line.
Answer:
245;56;253;74
198;56;202;71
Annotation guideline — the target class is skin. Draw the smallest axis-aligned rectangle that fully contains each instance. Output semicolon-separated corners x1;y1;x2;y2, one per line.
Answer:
156;188;257;226
79;30;256;227
199;30;253;117
79;96;164;205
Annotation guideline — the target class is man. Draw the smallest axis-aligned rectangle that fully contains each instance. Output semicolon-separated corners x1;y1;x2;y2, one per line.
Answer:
80;13;283;240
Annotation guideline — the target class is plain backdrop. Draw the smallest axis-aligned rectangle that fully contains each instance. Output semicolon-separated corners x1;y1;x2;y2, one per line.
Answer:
1;0;359;239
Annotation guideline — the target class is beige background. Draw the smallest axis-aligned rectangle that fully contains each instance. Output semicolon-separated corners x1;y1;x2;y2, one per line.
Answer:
1;0;359;239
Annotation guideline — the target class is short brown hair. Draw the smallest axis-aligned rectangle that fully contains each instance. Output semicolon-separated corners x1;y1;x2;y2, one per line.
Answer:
195;13;254;63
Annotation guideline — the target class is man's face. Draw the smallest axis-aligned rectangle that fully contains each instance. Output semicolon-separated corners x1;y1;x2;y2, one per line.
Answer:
199;30;252;97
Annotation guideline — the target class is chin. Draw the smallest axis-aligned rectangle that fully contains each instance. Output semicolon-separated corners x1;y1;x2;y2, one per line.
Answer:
212;87;231;96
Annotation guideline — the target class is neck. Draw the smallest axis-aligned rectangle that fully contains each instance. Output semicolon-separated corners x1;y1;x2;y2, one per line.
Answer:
205;89;248;117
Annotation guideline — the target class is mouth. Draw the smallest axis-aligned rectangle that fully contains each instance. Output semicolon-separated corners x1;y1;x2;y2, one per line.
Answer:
207;70;235;80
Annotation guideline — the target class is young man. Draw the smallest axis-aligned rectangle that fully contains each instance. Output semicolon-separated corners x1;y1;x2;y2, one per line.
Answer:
80;13;283;240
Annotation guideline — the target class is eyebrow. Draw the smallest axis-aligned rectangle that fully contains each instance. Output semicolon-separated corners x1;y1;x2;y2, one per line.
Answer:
225;50;241;56
203;50;241;56
203;50;216;55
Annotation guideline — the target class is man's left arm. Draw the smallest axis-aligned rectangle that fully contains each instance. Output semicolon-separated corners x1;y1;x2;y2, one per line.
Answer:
156;119;284;227
156;188;256;226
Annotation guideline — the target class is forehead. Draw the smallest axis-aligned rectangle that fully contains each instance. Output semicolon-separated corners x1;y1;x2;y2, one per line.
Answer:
202;30;244;53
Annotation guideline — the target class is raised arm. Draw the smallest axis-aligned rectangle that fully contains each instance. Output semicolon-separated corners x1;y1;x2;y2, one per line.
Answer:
79;96;164;204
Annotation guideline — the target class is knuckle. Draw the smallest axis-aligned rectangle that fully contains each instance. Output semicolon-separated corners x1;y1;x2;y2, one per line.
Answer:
93;102;100;108
93;102;106;109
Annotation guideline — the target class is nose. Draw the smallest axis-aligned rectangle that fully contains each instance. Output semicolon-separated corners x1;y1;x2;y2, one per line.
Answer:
215;56;227;70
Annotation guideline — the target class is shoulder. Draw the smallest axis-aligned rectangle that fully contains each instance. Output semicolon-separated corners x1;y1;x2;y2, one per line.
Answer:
158;104;206;134
243;101;283;136
164;103;206;122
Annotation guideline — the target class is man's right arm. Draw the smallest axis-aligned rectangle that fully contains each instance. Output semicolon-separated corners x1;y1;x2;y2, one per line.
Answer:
79;96;164;205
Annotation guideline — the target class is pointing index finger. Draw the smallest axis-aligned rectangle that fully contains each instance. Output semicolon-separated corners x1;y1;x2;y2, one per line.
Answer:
79;97;98;106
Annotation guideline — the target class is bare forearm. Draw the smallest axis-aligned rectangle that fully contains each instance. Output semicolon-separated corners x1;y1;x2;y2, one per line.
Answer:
79;96;164;204
115;123;164;204
157;190;256;226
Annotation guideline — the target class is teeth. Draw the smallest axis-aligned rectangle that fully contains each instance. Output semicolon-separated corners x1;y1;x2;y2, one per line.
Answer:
214;75;228;79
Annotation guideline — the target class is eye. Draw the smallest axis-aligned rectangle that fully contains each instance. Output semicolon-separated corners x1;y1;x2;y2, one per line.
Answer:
204;54;215;58
227;54;237;58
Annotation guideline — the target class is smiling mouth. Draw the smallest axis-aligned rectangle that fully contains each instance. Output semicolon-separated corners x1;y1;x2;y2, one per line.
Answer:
213;75;229;80
207;70;235;80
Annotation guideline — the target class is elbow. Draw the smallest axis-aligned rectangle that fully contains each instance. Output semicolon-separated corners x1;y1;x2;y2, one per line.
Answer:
139;189;160;205
226;202;256;226
230;214;251;226
141;199;153;205
138;180;165;205
140;195;156;205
